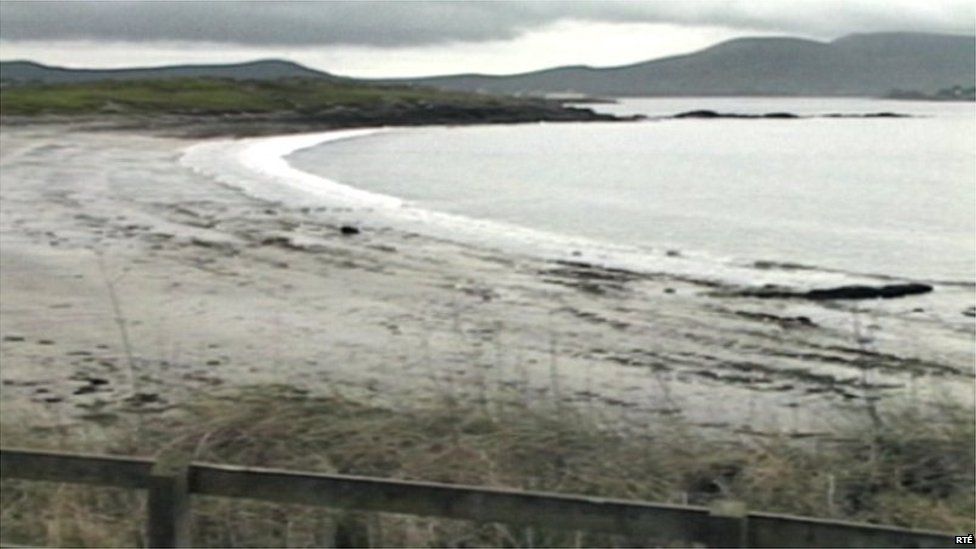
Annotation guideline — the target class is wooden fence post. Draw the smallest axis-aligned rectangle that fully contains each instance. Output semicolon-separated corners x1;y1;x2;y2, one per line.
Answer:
707;500;748;548
147;455;191;548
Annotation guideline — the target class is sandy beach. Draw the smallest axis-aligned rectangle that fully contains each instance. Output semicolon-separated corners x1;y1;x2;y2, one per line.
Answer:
1;123;973;437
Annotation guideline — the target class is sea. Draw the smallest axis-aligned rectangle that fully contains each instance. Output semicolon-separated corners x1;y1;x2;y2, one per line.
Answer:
183;97;976;325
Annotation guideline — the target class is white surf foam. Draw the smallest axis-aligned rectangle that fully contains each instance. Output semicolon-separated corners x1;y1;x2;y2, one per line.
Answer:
181;129;403;209
179;127;923;291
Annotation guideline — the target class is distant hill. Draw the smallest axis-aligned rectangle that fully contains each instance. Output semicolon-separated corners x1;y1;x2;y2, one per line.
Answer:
384;32;976;97
0;59;339;85
2;32;972;98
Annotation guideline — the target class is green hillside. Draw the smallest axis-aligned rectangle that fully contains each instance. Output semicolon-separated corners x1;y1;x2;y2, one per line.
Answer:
0;77;528;116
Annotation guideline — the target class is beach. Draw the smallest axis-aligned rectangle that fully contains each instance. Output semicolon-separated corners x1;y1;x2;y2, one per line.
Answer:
1;122;973;437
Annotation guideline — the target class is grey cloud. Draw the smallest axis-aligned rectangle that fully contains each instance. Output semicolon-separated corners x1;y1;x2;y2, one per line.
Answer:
1;1;973;47
0;2;554;46
538;1;976;37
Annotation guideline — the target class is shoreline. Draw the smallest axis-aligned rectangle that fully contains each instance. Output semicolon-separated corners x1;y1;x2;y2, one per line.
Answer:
0;98;634;139
0;121;973;439
249;123;976;346
198;124;976;285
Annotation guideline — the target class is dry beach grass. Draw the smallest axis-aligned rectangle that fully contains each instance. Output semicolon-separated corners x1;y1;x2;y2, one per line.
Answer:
1;384;973;547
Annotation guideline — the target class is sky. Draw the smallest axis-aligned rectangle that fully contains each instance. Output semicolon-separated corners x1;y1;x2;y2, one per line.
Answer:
0;1;973;78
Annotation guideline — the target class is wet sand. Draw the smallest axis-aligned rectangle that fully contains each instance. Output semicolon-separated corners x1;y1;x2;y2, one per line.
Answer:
1;124;973;436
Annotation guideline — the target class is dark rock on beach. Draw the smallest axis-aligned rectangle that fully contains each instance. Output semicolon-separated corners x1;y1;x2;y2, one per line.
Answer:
735;283;934;301
674;110;732;119
805;283;933;300
822;112;911;118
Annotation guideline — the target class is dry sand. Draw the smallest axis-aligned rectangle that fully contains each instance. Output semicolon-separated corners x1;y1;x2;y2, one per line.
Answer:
1;124;973;438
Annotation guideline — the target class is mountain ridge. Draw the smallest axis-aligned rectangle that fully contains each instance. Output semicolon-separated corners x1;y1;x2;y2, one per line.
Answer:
2;32;973;98
384;32;975;97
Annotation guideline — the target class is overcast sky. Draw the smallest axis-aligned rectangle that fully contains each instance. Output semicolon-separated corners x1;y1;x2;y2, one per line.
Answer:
1;1;973;77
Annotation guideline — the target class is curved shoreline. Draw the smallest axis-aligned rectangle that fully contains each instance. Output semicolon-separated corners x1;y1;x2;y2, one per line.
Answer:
183;126;975;293
276;127;974;331
1;124;972;440
181;127;400;209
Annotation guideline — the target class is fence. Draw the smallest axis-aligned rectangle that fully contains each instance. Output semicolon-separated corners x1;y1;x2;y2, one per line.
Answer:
0;447;959;548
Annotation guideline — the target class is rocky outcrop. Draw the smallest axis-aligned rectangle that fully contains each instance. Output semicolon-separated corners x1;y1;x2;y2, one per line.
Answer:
673;110;800;119
671;110;910;120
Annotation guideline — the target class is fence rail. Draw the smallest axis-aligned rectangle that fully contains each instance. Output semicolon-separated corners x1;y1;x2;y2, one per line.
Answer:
0;447;958;548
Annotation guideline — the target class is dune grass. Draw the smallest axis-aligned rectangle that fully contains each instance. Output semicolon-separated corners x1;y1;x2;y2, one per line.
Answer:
1;383;972;547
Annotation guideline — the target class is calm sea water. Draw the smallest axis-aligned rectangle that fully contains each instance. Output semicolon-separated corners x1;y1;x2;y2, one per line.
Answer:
288;98;975;283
